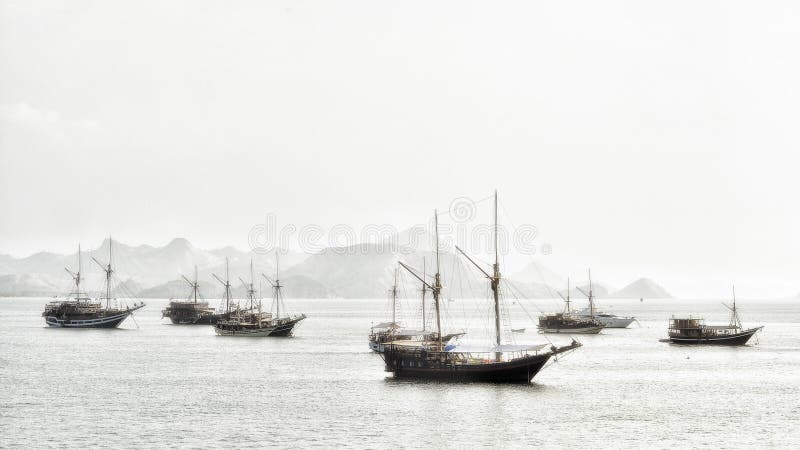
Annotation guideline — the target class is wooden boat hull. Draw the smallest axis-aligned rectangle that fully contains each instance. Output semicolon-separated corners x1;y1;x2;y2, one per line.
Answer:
214;315;305;337
214;326;276;337
385;353;552;383
538;325;604;334
381;341;581;384
266;317;305;337
165;312;228;325
668;327;762;346
44;304;144;328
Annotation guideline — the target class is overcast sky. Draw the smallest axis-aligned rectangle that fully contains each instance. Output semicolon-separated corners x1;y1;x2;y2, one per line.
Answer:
1;1;799;297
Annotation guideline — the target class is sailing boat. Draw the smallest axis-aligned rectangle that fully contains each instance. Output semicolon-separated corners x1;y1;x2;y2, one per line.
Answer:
369;263;462;352
538;278;605;334
571;270;636;328
42;240;145;328
213;256;306;337
161;266;222;324
381;192;581;383
665;286;763;345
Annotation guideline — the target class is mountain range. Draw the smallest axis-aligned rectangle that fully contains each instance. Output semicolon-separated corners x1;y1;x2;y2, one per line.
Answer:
0;237;673;300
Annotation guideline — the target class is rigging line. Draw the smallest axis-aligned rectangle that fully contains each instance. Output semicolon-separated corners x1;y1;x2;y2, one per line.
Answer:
498;199;563;311
438;193;495;221
456;254;483;335
501;279;554;346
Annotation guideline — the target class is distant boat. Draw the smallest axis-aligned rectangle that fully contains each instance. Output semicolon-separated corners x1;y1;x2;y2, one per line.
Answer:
665;287;763;345
369;262;463;353
380;192;582;383
538;278;605;334
42;240;144;328
213;256;306;337
511;328;525;333
570;270;636;328
161;266;227;324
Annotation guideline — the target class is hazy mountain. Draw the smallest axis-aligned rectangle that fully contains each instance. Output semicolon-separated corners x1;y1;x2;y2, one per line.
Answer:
0;238;310;297
0;237;669;301
510;261;565;288
279;275;338;298
137;279;219;299
612;278;673;299
504;279;556;299
558;282;615;299
285;243;399;298
0;274;59;297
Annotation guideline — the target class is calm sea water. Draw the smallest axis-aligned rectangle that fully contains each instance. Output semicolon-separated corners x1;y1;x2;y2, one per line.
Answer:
1;297;798;448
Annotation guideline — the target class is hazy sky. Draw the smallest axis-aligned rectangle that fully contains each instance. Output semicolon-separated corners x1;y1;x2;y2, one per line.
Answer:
2;1;799;297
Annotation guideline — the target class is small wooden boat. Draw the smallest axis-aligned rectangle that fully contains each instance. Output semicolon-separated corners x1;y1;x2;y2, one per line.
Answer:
161;266;227;324
213;256;305;337
538;278;605;334
665;288;763;346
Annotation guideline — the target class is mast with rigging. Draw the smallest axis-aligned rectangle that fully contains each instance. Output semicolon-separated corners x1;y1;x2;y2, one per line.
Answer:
180;266;200;304
64;244;83;299
455;191;503;360
421;258;427;332
91;237;114;309
390;267;398;325
398;209;443;347
212;258;232;315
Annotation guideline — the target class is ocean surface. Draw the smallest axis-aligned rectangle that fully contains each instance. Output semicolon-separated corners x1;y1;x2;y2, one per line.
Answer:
1;297;799;448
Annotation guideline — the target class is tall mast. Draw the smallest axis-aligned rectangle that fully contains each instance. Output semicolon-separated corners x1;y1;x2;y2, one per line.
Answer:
588;269;594;317
193;266;198;303
421;258;427;331
76;244;83;297
213;258;232;314
91;238;114;309
77;244;82;294
106;237;112;308
65;245;84;300
391;267;398;325
250;259;255;311
566;277;571;314
731;285;742;329
491;191;502;356
433;210;442;347
275;252;282;319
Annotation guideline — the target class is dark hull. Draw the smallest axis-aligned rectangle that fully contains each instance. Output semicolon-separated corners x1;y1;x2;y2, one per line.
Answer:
214;315;306;337
668;327;762;346
167;313;225;325
384;353;552;383
44;309;140;329
267;317;304;337
381;341;581;384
